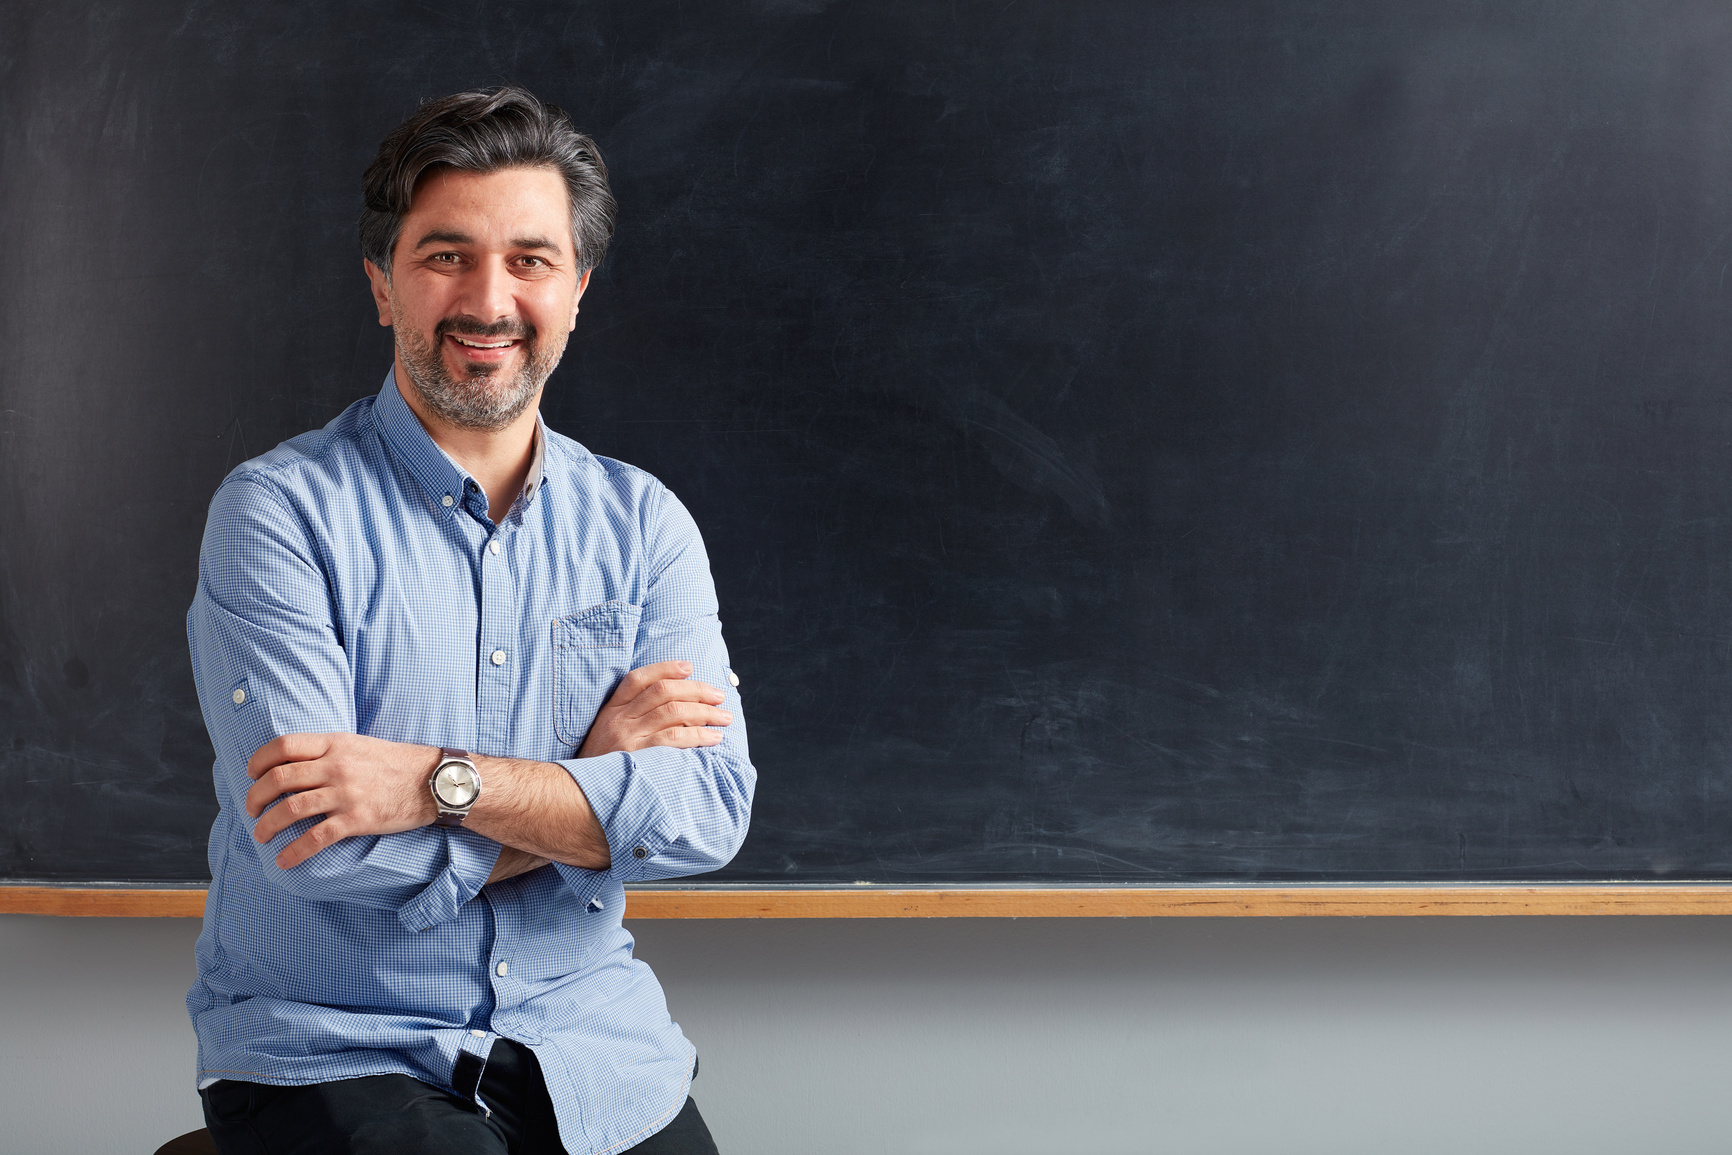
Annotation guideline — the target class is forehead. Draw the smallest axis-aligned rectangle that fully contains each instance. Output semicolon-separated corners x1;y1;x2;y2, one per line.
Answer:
401;165;572;250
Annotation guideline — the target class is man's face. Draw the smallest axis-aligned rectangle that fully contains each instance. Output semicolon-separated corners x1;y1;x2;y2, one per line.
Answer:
365;165;590;430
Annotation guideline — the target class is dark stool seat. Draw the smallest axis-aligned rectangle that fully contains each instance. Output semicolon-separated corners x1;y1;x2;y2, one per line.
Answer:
154;1129;217;1155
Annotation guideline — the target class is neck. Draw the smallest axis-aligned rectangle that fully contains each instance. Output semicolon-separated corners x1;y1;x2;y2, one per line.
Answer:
393;354;541;523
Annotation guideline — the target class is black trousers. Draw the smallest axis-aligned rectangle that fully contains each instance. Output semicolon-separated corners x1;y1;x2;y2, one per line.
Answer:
201;1039;719;1155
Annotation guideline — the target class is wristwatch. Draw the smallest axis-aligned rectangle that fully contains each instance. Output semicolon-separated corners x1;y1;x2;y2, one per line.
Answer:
429;748;482;827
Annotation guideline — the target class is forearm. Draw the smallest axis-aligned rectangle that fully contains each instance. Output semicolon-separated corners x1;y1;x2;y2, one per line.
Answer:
465;754;612;871
486;845;552;884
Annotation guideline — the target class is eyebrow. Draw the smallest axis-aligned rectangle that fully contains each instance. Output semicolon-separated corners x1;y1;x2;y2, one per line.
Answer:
412;229;565;254
413;230;473;249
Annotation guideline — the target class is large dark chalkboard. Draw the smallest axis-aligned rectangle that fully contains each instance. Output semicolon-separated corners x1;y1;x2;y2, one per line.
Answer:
7;0;1732;884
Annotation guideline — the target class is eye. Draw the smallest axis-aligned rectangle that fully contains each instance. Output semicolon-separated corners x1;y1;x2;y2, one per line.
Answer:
430;252;461;264
518;255;547;268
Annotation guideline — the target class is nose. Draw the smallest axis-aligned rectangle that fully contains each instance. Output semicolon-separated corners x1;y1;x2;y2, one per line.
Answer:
455;257;518;326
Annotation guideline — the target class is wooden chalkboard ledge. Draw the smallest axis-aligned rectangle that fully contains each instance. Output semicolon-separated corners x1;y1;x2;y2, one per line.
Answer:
7;884;1732;918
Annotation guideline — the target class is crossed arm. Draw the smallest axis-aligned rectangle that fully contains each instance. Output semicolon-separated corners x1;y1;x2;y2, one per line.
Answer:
243;660;734;882
192;474;752;921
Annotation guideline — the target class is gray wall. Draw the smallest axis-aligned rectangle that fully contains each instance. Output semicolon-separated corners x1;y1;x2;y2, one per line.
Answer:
4;912;1731;1154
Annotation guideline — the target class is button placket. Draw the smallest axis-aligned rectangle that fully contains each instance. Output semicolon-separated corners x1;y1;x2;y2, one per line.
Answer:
474;518;517;768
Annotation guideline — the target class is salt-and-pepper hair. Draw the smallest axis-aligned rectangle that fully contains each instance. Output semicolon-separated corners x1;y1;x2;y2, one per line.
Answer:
359;86;616;275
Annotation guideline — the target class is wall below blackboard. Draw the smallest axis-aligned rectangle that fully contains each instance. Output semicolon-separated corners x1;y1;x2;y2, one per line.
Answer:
7;914;1732;1153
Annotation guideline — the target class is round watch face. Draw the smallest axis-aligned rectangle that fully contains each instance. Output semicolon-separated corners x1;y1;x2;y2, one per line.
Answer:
433;762;479;807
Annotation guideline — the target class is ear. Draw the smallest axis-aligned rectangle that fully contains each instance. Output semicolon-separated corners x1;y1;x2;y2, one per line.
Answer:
364;259;392;326
570;268;592;331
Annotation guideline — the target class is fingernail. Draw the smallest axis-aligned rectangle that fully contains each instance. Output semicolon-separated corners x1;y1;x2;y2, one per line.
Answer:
678;661;693;673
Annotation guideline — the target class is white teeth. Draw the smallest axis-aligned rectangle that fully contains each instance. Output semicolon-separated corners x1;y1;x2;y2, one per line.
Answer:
453;336;513;348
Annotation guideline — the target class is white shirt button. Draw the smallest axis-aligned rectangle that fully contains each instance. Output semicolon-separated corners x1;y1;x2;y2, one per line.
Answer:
727;669;740;688
489;540;501;556
496;961;509;977
490;649;506;666
232;688;246;705
442;495;454;508
470;1029;486;1038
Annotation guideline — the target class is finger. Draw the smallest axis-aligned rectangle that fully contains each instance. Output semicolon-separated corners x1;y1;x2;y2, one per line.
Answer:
253;787;341;844
639;701;733;731
247;733;330;781
274;814;348;871
635;725;726;751
624;678;726;717
604;661;694;706
246;736;291;781
244;760;329;818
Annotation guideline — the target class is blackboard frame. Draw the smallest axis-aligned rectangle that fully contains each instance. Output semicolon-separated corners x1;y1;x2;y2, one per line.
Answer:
9;884;1732;918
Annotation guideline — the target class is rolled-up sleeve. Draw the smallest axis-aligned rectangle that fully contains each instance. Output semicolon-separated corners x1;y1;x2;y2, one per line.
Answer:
188;474;499;926
556;488;755;889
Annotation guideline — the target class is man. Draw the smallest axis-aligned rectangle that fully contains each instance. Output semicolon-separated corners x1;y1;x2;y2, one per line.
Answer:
185;87;753;1155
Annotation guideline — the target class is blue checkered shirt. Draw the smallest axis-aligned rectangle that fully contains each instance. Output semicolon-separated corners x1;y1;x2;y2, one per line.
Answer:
185;371;754;1155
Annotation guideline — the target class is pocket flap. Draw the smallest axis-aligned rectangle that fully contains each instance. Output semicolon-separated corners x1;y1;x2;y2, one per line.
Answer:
553;601;642;650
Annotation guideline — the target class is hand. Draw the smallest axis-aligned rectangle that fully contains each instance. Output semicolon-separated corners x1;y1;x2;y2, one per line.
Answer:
245;733;437;869
487;845;551;885
578;660;732;758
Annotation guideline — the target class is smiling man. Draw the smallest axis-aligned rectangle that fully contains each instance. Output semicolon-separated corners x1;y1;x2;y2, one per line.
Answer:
184;88;752;1155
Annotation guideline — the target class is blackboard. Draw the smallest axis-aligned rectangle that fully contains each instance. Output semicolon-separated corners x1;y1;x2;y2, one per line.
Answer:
7;0;1732;886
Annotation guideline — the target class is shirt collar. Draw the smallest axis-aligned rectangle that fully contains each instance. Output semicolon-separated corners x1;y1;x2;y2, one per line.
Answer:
373;368;548;520
522;414;546;502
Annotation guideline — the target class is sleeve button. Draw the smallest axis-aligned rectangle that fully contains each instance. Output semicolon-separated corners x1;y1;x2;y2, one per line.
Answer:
632;846;647;859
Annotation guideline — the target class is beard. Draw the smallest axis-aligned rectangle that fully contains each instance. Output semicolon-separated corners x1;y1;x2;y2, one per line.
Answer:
394;308;565;431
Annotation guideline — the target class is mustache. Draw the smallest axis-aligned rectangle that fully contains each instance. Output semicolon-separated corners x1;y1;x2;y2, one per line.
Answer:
436;316;536;342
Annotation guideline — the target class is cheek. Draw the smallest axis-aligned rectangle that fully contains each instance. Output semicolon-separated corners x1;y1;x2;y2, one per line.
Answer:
530;283;581;331
393;278;456;332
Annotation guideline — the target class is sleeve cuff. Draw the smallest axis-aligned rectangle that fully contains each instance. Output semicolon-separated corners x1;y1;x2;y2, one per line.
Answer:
559;749;675;882
396;826;503;932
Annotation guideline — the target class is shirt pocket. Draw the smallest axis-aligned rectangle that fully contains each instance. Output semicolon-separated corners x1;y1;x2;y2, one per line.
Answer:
552;601;643;749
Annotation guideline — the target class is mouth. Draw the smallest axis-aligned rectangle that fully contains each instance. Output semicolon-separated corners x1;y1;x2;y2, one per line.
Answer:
443;331;525;363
